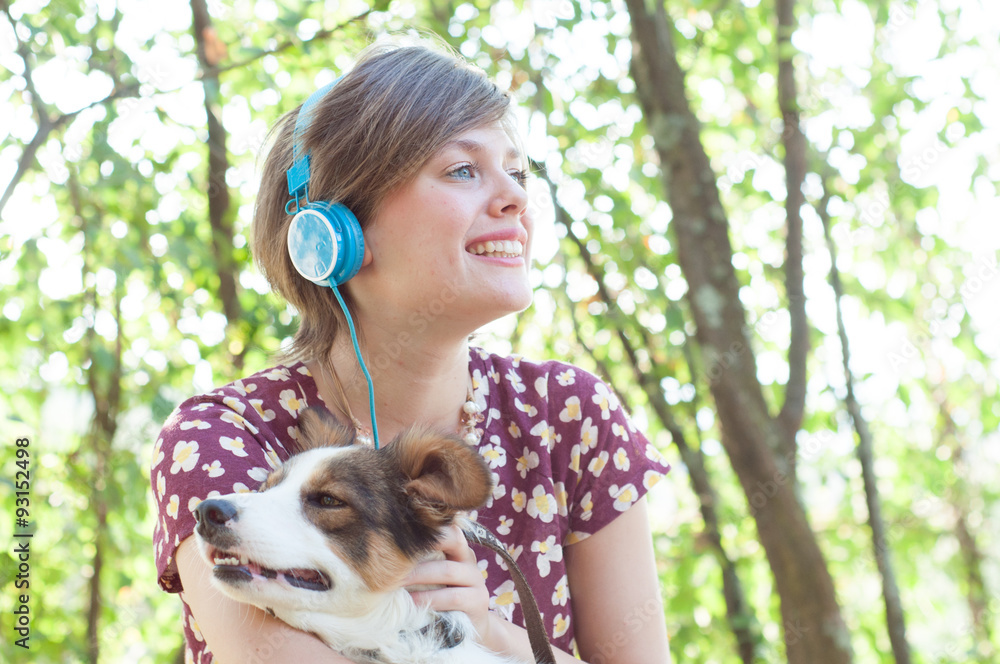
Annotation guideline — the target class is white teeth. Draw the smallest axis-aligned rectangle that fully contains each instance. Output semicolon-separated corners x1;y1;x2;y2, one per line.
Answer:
468;240;524;258
214;556;240;565
240;553;249;565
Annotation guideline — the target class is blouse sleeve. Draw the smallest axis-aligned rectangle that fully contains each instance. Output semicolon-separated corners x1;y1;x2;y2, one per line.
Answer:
150;385;296;593
546;364;671;544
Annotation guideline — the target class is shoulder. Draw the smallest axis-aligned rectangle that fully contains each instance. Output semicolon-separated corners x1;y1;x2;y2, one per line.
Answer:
471;347;607;395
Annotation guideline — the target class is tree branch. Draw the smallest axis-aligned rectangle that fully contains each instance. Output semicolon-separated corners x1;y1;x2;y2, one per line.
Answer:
775;0;809;455
815;178;911;664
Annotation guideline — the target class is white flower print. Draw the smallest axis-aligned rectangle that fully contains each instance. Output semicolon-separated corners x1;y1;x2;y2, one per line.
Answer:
514;397;538;418
278;389;305;417
156;471;166;500
188;614;205;642
231;482;251;493
187;496;204;514
490;579;519;620
511;487;527;513
170;441;200;474
529;420;560;452
506;368;526;393
531;535;563;577
222;396;246;416
249;399;276;422
611;421;630;441
646;445;669;465
497;515;514;536
580;417;599;453
179;419;211;431
480;438;507;469
578;491;594;522
569;444;581;477
487;472;507;508
166;494;180;519
262;367;291;381
534;375;548;399
610;483;639;512
152;438;164;468
644;469;664;490
219;436;248;457
558;396;582;423
515;447;540;479
587;450;610;478
232;380;257;397
219;410;249;431
247;467;270;483
556;368;576;386
613;447;631;471
477;558;489;580
553;482;569;517
527;485;558;523
552;575;569;607
591;382;620;420
191;402;213;412
262;441;281;469
508;422;522;438
296;365;312;376
201;460;224;477
553;613;570;639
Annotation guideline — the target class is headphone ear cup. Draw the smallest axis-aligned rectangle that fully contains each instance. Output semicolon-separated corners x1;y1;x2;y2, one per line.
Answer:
287;202;364;287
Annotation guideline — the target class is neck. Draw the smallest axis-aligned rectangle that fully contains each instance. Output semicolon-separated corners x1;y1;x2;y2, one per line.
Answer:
320;326;472;444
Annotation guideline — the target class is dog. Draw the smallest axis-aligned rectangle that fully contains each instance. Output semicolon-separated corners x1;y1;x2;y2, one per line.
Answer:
193;406;526;664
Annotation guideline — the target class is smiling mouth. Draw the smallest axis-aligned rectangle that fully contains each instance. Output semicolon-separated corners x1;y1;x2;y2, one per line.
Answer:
210;548;331;592
467;240;524;258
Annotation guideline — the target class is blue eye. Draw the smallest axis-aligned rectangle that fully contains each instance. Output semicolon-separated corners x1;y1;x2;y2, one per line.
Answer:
449;164;475;179
509;170;528;187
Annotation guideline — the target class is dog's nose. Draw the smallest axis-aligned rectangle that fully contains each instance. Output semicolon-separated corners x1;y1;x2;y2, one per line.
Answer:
195;499;239;527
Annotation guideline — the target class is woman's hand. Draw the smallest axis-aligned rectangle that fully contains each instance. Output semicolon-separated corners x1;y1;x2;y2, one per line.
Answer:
405;524;502;650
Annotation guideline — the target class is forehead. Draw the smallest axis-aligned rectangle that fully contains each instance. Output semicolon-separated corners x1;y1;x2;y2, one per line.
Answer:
436;124;522;163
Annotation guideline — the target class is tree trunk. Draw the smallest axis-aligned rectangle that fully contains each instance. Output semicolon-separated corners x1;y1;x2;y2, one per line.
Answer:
623;1;852;661
190;0;244;369
549;188;761;663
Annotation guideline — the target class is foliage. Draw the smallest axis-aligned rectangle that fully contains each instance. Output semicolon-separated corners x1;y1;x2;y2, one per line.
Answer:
1;0;997;662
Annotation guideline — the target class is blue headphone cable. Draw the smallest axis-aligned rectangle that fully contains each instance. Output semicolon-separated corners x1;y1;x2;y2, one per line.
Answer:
329;284;380;449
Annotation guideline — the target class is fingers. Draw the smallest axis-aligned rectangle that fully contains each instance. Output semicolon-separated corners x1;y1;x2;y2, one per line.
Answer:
436;524;476;563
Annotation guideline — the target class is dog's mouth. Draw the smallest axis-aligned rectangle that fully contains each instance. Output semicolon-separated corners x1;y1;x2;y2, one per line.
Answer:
209;548;332;592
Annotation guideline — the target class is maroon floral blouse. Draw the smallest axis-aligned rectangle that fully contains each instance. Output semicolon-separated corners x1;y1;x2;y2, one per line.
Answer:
152;347;670;662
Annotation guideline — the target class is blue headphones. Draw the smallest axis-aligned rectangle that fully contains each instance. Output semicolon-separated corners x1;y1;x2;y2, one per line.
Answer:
284;78;381;448
285;79;365;287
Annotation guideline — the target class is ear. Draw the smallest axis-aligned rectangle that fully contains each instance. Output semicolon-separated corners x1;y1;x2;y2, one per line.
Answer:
390;427;492;528
294;406;356;453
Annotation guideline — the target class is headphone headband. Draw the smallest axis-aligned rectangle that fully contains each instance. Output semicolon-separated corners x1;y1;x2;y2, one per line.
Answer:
286;79;339;208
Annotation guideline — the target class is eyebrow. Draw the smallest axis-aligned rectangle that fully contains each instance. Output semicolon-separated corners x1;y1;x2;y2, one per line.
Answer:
442;138;521;163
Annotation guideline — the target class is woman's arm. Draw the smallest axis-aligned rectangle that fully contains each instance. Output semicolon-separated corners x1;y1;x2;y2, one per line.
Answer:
175;537;355;663
566;497;672;664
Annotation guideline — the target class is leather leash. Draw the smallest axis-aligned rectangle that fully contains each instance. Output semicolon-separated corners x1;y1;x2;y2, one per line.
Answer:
462;520;558;664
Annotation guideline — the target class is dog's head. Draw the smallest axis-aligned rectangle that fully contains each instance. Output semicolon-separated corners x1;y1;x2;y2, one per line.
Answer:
192;406;492;618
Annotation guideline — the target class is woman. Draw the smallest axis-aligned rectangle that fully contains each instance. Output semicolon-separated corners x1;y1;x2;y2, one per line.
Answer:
152;39;672;663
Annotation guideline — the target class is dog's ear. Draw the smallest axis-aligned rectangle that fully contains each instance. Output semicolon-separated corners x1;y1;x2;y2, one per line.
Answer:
294;407;356;453
391;427;492;527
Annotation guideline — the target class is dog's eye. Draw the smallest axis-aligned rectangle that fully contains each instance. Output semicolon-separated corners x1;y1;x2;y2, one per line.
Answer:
310;493;345;508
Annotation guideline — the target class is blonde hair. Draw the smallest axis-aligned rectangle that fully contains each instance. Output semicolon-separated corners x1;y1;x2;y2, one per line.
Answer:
251;40;516;363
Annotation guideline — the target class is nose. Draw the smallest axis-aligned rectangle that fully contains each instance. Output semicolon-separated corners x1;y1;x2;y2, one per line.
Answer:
195;499;239;528
491;173;528;219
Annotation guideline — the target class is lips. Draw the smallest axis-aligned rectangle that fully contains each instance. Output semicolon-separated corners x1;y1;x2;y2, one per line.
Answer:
210;548;331;592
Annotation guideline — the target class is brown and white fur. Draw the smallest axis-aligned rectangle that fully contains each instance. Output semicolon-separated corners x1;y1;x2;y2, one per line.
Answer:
193;406;524;664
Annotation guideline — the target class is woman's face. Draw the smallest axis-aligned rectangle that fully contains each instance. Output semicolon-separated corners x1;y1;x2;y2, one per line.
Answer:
352;123;533;335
